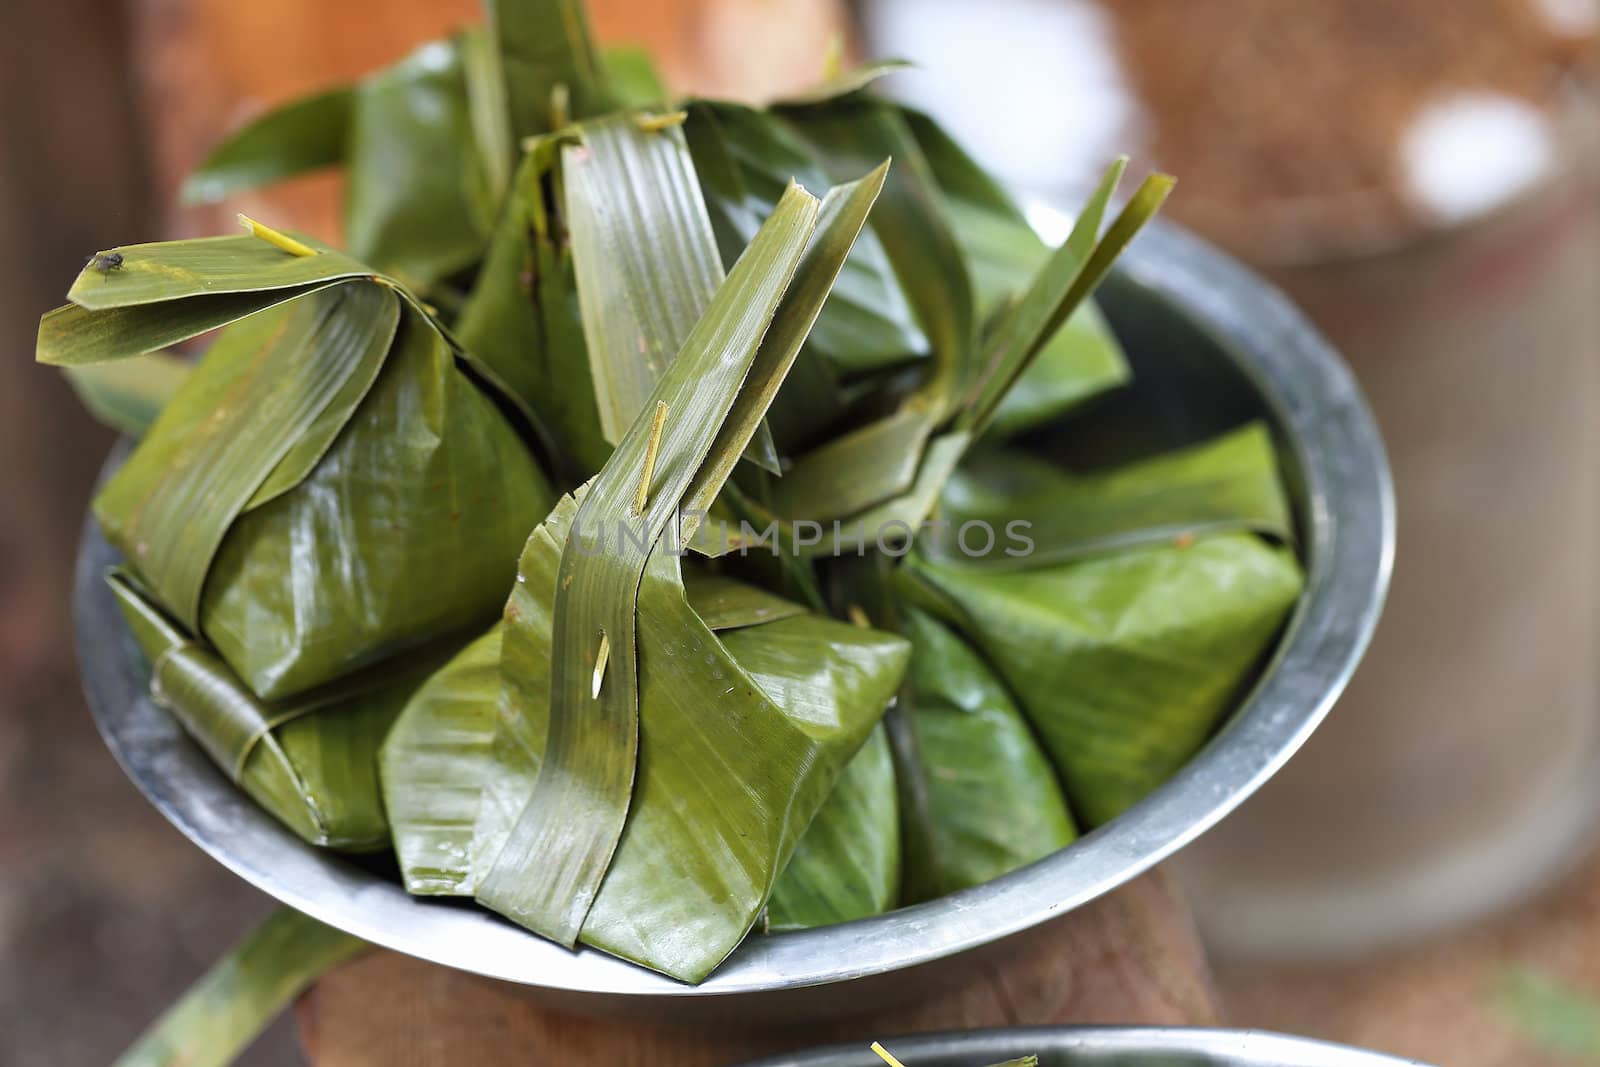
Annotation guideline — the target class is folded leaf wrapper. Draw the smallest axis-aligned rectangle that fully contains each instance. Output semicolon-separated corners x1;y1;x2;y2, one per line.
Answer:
903;533;1302;826
52;238;554;703
109;569;428;850
766;722;901;931
380;498;910;979
896;608;1077;902
40;234;554;850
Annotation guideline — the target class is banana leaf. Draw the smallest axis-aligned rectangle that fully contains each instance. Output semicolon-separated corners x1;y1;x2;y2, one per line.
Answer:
455;144;610;479
477;179;846;946
342;34;502;288
900;534;1303;826
109;569;435;850
183;33;506;290
895;609;1075;903
41;231;554;704
685;100;929;379
380;568;808;896
706;98;971;545
953;164;1174;439
901;107;1130;436
178;87;353;204
381;628;503;895
562;112;778;472
782;97;974;406
113;908;364;1067
602;45;667;110
934;422;1294;568
456;171;914;980
766;722;899;931
776;58;911;107
487;0;611;139
695;159;1168;560
469;496;909;980
457;110;787;480
63;350;190;436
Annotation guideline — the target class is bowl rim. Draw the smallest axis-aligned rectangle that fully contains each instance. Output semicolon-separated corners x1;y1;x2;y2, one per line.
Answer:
733;1025;1431;1066
74;212;1394;999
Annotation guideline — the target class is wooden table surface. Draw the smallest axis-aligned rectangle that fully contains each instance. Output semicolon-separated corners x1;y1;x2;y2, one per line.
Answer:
295;869;1218;1065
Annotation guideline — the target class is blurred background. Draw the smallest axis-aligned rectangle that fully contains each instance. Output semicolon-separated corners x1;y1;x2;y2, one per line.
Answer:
0;1;1595;1064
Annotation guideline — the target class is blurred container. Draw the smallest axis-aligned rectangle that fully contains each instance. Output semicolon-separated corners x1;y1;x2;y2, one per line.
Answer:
1181;95;1600;958
865;0;1600;958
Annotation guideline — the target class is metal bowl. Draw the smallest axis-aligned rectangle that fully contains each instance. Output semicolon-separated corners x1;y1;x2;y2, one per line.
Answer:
74;215;1393;1018
737;1027;1430;1067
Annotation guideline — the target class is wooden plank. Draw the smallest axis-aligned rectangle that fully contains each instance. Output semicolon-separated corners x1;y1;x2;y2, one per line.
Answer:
297;869;1217;1065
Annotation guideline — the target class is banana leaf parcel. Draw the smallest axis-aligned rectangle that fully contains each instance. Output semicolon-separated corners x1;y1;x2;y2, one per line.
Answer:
383;171;915;981
38;229;554;845
900;424;1304;826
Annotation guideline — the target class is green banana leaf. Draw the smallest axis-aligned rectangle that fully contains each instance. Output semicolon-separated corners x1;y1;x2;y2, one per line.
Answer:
782;97;975;407
696;157;1168;561
953;161;1174;438
455;144;610;479
902;107;1130;436
381;627;504;895
900;533;1303;826
562;112;778;471
183;33;505;290
200;305;547;698
109;569;433;850
766;722;899;931
469;494;909;980
487;0;611;139
481;174;863;943
63;350;190;436
685;100;929;379
710;98;970;544
765;407;932;522
602;45;667;110
776;58;911;107
380;570;806;896
456;170;913;980
179;87;353;204
480;181;828;949
934;422;1294;568
41;232;554;704
342;34;502;288
895;609;1075;903
113;908;364;1067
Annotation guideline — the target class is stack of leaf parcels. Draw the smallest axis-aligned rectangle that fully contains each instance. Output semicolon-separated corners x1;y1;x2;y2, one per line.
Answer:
40;0;1302;984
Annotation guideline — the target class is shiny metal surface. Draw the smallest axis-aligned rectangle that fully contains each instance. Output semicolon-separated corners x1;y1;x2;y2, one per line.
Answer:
74;215;1394;1017
738;1027;1430;1066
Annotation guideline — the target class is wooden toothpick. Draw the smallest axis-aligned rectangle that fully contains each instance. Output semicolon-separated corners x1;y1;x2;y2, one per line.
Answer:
592;630;610;700
633;401;669;515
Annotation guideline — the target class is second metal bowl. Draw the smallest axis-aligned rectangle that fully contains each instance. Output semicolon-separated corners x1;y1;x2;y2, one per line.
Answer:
738;1026;1429;1067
